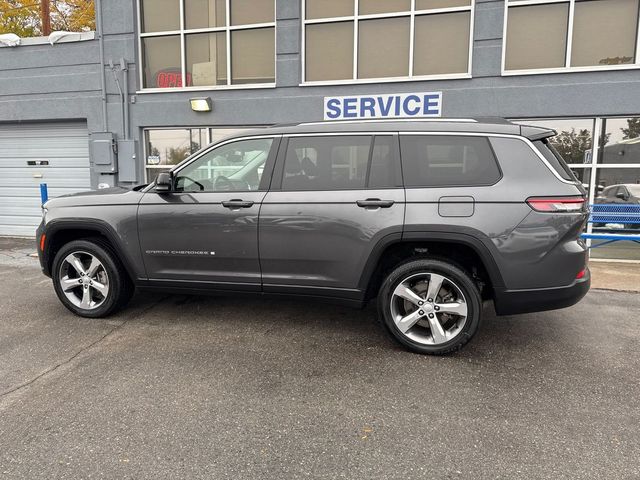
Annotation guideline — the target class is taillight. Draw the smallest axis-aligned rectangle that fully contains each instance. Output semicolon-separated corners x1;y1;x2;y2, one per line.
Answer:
526;196;585;213
39;233;46;252
576;269;586;280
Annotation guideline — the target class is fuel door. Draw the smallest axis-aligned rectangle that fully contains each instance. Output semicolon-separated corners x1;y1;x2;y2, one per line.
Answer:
438;196;475;217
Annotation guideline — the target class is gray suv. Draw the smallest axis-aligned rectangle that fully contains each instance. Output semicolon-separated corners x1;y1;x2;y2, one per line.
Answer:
36;119;590;354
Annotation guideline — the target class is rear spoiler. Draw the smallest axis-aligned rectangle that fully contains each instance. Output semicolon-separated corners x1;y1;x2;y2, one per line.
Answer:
520;125;557;141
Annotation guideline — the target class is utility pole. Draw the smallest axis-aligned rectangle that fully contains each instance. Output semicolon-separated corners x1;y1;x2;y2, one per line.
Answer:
40;0;51;36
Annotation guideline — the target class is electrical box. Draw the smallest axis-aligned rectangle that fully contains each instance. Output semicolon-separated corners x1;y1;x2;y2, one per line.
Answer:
117;139;138;182
90;132;117;173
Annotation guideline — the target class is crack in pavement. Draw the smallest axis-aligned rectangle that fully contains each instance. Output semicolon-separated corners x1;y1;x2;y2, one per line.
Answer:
0;297;166;401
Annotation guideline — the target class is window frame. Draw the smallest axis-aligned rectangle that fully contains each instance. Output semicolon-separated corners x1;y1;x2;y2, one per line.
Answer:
136;0;277;92
502;0;640;76
301;0;475;86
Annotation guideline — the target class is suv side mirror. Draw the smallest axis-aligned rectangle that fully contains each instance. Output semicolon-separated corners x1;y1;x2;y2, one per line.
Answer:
155;172;173;193
616;191;628;201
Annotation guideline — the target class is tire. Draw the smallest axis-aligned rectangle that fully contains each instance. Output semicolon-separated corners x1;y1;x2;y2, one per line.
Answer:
51;238;134;318
377;258;482;355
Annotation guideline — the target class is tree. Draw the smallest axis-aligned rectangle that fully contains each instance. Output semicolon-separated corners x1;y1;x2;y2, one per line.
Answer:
550;128;593;164
0;1;40;37
621;118;640;140
0;0;95;37
167;146;191;165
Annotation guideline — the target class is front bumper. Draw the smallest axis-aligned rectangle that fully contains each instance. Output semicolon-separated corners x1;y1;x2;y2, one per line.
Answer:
36;221;50;277
493;268;591;316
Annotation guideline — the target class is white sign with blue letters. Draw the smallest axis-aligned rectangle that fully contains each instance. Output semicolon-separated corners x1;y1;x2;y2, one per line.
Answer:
324;92;442;121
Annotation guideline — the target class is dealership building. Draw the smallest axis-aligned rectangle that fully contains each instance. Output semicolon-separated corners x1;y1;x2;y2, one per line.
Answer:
0;0;639;259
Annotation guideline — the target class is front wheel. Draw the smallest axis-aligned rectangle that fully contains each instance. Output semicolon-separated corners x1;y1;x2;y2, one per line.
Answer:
51;239;133;318
377;259;482;355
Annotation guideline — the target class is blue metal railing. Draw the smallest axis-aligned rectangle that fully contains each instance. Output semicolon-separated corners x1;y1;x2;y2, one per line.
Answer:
581;203;640;247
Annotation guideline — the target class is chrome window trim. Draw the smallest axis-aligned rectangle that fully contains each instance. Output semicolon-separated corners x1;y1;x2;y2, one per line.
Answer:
144;129;578;191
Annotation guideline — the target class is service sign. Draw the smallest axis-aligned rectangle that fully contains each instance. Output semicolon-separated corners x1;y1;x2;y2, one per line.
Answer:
324;92;442;121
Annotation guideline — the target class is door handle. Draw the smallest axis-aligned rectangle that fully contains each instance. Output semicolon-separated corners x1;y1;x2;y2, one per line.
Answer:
222;199;255;209
356;198;395;209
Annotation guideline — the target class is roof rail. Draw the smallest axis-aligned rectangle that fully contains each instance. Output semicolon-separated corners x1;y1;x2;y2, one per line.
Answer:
298;118;479;126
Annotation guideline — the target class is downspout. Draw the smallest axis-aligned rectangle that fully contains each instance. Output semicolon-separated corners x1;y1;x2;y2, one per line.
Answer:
120;58;130;140
108;59;125;139
95;0;108;131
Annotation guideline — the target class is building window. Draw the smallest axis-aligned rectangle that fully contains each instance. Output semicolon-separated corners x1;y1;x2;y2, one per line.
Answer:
302;0;474;83
504;0;640;74
139;0;275;89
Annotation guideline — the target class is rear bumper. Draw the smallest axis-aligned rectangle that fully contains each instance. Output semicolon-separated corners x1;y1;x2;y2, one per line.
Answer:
494;268;591;316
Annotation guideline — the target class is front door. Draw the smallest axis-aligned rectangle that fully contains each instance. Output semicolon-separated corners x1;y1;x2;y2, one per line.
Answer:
138;136;279;290
259;134;405;298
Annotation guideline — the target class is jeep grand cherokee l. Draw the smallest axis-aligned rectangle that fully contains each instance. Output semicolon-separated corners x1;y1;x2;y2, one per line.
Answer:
36;119;590;354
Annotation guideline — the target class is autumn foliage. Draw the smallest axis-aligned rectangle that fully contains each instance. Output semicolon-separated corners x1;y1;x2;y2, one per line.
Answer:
0;0;95;36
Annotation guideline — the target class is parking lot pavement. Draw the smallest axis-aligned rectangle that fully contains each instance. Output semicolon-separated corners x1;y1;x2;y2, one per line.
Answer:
0;256;639;480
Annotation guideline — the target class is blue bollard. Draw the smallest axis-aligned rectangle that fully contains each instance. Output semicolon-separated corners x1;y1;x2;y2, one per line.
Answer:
40;183;48;205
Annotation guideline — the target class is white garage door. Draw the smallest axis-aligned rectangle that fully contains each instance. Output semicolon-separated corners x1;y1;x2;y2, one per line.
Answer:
0;122;91;237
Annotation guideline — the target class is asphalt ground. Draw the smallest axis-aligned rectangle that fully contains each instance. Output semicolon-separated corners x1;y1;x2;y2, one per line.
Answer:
0;239;639;479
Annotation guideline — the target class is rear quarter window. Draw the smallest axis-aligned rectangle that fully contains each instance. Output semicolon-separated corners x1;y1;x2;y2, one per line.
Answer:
533;139;577;182
400;135;501;187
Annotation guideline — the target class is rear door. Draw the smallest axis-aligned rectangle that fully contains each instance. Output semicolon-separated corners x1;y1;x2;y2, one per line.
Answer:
259;134;405;298
138;136;279;289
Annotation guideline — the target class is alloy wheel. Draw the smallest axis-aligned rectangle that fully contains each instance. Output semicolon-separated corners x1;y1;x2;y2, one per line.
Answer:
390;272;468;345
58;251;110;310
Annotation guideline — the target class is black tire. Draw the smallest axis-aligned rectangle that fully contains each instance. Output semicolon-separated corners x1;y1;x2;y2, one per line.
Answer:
377;258;482;355
51;238;134;318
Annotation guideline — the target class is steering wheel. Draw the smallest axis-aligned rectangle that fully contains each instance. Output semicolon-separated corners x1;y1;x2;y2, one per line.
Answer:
180;176;205;191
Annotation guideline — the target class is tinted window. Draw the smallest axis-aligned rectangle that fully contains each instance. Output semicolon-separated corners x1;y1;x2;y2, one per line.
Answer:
534;139;576;181
368;136;399;189
283;136;371;191
400;135;501;187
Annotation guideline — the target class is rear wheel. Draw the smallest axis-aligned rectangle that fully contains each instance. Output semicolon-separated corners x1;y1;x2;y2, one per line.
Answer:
377;258;482;355
52;239;133;318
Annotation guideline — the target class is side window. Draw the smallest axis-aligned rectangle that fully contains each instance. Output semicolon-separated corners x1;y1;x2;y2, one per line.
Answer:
533;139;576;181
368;136;399;189
282;136;371;191
619;186;629;199
400;135;501;187
603;186;618;198
174;138;273;192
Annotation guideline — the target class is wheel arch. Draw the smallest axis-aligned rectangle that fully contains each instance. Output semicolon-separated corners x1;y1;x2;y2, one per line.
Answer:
42;219;138;283
359;231;505;302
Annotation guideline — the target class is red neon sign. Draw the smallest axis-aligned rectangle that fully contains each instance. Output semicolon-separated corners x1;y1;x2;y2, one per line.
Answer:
155;69;192;88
